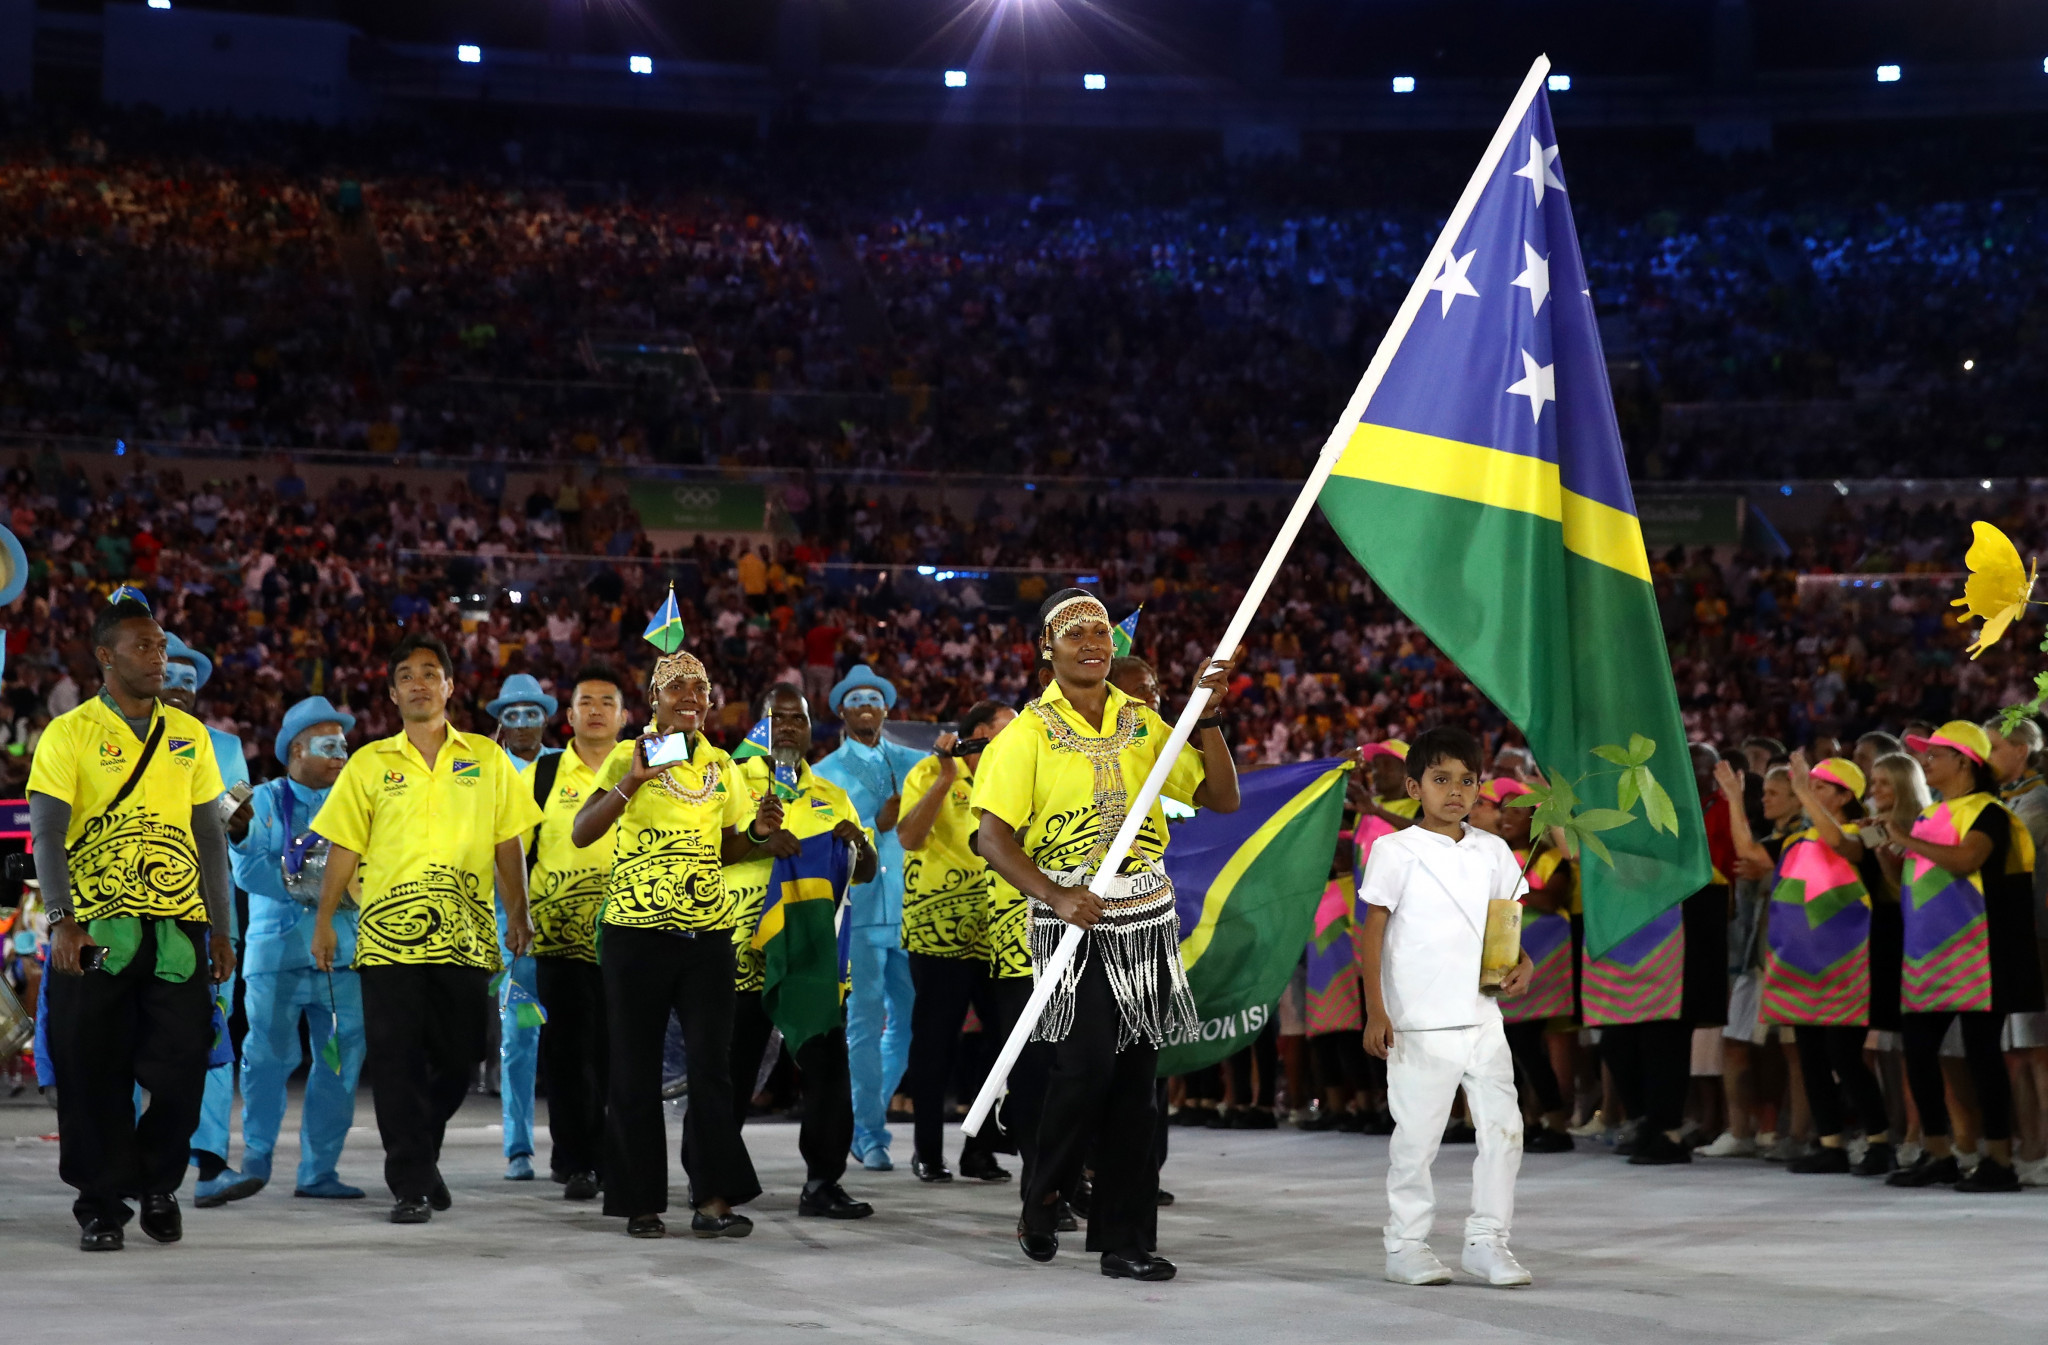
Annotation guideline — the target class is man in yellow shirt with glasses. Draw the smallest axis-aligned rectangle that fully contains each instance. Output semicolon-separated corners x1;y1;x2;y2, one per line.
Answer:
310;634;543;1226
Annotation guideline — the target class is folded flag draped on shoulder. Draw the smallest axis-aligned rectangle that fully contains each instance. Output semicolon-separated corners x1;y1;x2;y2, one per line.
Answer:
755;830;853;1051
1315;72;1708;956
642;584;686;654
1157;758;1351;1076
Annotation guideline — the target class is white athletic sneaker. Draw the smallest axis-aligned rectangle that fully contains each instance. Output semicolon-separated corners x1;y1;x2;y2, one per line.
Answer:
2017;1157;2048;1188
1462;1239;1534;1287
1566;1110;1609;1138
1696;1131;1757;1158
1384;1242;1454;1286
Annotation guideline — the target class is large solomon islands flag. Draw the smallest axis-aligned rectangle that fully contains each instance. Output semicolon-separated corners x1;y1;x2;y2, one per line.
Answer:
755;831;854;1050
1156;758;1351;1076
1318;82;1708;956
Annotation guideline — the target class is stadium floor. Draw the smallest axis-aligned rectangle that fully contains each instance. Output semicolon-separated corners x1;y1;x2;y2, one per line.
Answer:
4;1090;2045;1343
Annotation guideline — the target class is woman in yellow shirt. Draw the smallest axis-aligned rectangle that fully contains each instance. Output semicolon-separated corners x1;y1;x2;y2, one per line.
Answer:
972;588;1240;1283
570;647;775;1241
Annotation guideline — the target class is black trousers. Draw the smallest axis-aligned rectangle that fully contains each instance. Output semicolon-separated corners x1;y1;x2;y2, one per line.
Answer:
1225;1014;1280;1108
728;990;853;1185
1309;1030;1369;1092
982;975;1052;1195
906;951;1000;1165
1505;1020;1566;1115
1794;1025;1889;1140
47;921;213;1227
1602;1019;1691;1133
1023;953;1160;1257
534;955;607;1177
600;926;760;1217
1902;1010;2012;1142
359;962;491;1202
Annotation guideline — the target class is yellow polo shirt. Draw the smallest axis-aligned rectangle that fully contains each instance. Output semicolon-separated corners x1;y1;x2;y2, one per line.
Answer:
725;756;865;992
901;752;991;961
527;744;613;962
28;696;226;922
313;726;543;969
594;733;748;936
969;679;1206;876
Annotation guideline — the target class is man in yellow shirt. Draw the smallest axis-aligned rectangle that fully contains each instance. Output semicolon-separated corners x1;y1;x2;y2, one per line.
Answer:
526;666;628;1203
31;595;236;1252
898;699;1016;1184
309;634;543;1226
569;646;762;1240
724;683;878;1219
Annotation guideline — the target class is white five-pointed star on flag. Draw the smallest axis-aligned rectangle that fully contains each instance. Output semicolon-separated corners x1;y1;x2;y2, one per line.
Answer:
1511;242;1551;316
1512;137;1565;206
1428;248;1480;316
1506;349;1556;423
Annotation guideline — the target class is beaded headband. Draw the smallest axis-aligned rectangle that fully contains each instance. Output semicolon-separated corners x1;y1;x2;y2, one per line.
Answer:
1040;594;1111;652
649;650;710;696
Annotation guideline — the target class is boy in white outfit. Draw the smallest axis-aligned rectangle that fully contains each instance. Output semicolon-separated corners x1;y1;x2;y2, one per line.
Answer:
1359;726;1535;1287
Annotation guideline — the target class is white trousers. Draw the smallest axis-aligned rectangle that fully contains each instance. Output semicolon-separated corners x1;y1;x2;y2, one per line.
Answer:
1383;1020;1522;1251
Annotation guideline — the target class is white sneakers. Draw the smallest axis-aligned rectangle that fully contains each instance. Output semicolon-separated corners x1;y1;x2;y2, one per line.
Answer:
1696;1131;1758;1158
1384;1240;1532;1287
1384;1242;1453;1285
2018;1156;2048;1188
1461;1239;1534;1287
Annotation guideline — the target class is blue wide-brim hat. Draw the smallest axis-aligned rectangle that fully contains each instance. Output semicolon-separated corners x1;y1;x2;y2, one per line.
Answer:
163;632;213;689
828;663;896;714
486;672;559;720
277;695;357;765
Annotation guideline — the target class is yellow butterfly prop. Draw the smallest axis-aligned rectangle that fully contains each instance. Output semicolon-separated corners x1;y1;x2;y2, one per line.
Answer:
1953;521;2038;659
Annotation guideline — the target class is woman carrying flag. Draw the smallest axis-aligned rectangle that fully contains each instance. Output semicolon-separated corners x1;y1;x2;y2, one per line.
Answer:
569;609;764;1240
970;588;1240;1283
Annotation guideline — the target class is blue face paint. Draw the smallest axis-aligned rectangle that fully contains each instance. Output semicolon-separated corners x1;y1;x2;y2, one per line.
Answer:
161;662;199;694
841;688;886;711
305;733;349;761
497;704;546;729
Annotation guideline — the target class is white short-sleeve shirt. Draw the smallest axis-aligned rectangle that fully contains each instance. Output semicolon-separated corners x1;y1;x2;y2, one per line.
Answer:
1359;822;1528;1031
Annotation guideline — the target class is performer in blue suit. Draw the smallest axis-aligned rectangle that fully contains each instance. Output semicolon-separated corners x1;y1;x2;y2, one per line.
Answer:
160;634;251;1197
487;673;559;1182
198;695;366;1205
813;664;924;1170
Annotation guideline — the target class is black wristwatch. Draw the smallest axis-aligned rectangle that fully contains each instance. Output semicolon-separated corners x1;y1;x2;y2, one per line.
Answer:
1195;714;1228;732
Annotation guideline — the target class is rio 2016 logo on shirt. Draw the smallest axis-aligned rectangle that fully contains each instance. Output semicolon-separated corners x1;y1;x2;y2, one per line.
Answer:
453;759;480;785
100;741;125;766
168;737;196;762
557;786;581;804
382;769;408;792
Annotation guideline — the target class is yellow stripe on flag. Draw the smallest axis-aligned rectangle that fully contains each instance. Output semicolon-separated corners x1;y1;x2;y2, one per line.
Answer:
1334;422;1651;583
1181;767;1349;971
752;877;839;951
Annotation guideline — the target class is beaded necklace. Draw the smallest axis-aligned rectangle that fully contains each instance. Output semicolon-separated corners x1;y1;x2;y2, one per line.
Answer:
1027;695;1139;868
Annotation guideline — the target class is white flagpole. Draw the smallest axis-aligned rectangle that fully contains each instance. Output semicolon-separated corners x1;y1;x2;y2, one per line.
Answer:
962;55;1556;1137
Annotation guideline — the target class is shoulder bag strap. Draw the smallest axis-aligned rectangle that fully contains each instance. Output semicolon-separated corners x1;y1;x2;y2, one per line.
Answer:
526;752;563;873
105;715;168;816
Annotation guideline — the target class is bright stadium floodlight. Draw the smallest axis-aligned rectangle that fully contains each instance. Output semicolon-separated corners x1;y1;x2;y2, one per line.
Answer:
629;55;653;75
2042;57;2048;74
1391;76;1416;93
1547;73;1571;92
457;45;482;64
147;0;170;9
944;69;968;88
1083;73;1106;91
1876;64;1900;82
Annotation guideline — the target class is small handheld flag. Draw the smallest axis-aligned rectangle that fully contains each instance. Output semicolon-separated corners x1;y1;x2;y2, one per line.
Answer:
642;584;686;654
733;717;774;761
323;972;344;1074
491;969;550;1029
773;760;801;801
110;584;152;612
1111;605;1143;659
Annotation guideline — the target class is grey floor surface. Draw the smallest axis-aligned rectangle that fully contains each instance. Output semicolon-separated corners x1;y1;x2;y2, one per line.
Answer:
4;1091;2046;1343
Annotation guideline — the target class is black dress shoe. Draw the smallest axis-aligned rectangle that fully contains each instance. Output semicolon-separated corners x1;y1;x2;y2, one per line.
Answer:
627;1214;666;1239
1156;1189;1176;1207
1524;1127;1575;1154
1055;1200;1079;1232
1887;1154;1960;1188
1232;1107;1279;1130
1788;1145;1852;1174
1101;1250;1177;1281
139;1194;182;1244
1016;1218;1057;1263
564;1172;601;1202
911;1155;953;1183
78;1218;125;1252
799;1182;874;1219
1066;1178;1093;1218
1956;1158;2022;1192
690;1210;754;1238
1852;1142;1897;1176
958;1150;1012;1182
428;1181;452;1212
1627;1130;1693;1166
389;1198;432;1224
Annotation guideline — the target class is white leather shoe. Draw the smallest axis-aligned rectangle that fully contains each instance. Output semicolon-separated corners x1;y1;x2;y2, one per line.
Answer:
1696;1131;1758;1158
1461;1239;1533;1287
1384;1242;1453;1286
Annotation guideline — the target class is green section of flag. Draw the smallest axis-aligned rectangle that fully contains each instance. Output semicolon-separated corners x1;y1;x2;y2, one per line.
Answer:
1111;605;1143;659
643;584;687;655
320;1031;343;1075
1156;762;1350;1076
732;716;773;761
1318;479;1708;956
759;834;851;1051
